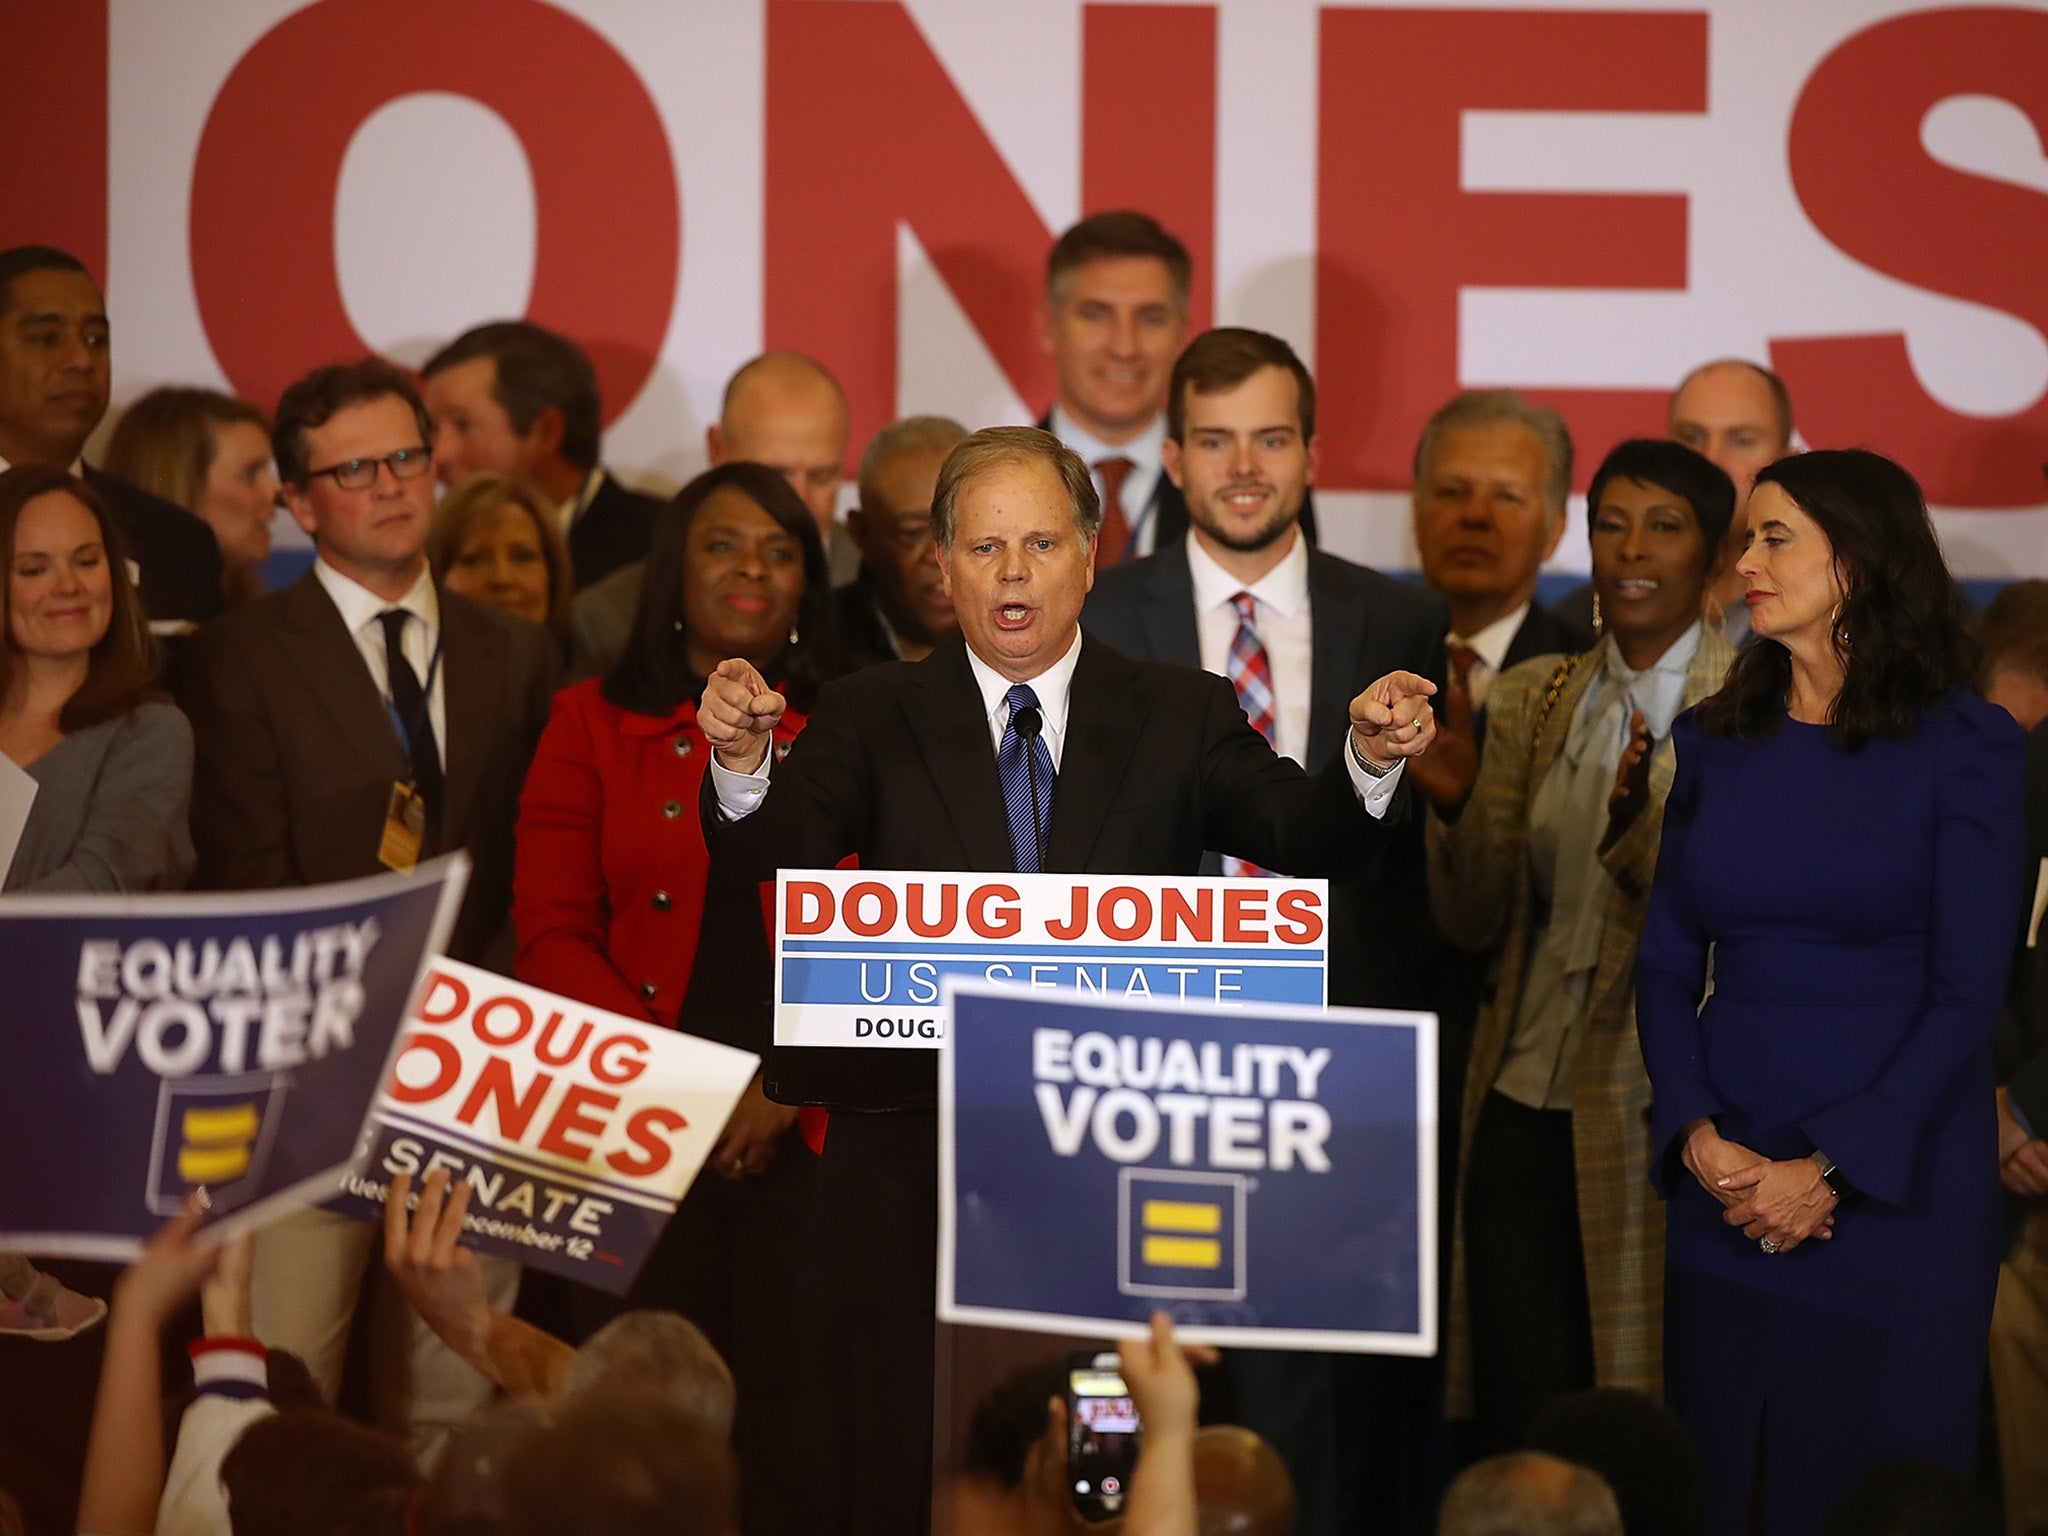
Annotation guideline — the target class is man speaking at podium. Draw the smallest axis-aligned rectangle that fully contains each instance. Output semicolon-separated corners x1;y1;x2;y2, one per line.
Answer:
698;425;1437;1534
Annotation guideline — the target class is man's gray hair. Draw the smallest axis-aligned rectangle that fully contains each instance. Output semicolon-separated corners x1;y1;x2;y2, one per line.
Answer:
929;425;1100;550
1438;1452;1622;1536
1412;389;1574;526
556;1310;735;1441
858;414;970;510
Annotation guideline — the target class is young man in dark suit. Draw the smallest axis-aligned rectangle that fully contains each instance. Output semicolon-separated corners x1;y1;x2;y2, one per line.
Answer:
1084;328;1447;1535
179;359;557;1460
0;245;222;625
422;319;664;590
698;426;1439;1535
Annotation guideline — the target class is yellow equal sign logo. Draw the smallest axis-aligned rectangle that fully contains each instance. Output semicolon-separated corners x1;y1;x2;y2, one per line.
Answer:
178;1102;261;1184
1139;1198;1222;1269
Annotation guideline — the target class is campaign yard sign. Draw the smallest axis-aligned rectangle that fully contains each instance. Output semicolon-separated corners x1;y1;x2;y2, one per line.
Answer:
0;858;468;1260
327;959;759;1293
939;980;1437;1355
774;871;1329;1049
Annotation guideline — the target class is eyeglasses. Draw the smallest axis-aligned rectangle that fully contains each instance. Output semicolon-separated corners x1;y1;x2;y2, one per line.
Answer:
303;446;432;491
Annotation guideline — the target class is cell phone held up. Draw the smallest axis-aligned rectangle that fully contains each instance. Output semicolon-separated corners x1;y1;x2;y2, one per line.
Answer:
1068;1348;1142;1522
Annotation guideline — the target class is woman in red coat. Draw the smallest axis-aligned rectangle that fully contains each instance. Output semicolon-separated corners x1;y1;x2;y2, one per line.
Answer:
514;462;838;1536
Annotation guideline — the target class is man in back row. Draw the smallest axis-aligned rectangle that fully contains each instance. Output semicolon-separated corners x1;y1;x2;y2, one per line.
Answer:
421;319;665;591
0;245;222;624
836;414;967;668
695;426;1439;1533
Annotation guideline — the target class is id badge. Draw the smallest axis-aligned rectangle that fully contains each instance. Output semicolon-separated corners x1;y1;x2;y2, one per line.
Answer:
378;781;426;872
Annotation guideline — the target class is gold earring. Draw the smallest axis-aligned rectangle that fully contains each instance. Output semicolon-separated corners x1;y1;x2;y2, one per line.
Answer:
1591;592;1603;635
788;622;800;647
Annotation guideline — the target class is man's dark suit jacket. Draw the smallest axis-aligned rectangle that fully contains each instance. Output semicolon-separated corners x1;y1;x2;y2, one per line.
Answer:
1083;535;1449;1011
1999;723;2048;1231
1548;579;1597;643
179;570;559;966
569;470;665;591
830;566;900;673
83;464;224;625
1034;409;1319;555
1503;597;1597;669
703;633;1401;1296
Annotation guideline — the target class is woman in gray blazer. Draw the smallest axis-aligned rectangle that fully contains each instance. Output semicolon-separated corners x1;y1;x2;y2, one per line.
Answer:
0;464;193;893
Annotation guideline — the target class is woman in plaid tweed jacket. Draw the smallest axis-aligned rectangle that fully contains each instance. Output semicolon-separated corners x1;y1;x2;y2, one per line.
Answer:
1427;440;1737;1451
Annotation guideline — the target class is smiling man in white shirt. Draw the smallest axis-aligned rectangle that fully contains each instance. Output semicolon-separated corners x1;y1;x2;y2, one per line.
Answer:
1084;329;1450;1536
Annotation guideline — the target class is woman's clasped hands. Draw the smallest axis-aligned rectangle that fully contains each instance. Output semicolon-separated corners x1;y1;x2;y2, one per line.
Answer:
1682;1118;1837;1255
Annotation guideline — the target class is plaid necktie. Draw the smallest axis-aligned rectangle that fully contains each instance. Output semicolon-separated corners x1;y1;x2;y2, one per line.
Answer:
1223;591;1274;879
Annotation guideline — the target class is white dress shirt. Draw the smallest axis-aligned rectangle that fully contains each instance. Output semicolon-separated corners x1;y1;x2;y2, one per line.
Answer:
1186;532;1313;768
312;557;446;756
1047;405;1167;558
557;467;605;539
961;630;1082;767
1448;601;1530;712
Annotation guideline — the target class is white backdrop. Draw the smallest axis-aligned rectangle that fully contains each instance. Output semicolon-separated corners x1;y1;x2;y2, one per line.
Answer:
74;0;2048;582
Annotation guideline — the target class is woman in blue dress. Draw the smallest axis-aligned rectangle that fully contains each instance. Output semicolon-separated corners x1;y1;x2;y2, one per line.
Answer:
1636;448;2027;1534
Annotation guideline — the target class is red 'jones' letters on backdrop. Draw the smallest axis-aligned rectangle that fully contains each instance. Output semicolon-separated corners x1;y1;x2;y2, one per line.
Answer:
8;2;2042;507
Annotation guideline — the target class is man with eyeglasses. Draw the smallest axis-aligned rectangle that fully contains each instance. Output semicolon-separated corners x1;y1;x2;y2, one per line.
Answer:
178;358;558;1461
836;414;967;670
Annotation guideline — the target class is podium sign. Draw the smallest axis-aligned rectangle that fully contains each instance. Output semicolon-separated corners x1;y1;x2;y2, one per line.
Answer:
773;870;1329;1050
939;980;1437;1355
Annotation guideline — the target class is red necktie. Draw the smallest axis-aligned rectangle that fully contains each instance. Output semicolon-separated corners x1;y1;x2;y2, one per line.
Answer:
1094;456;1134;563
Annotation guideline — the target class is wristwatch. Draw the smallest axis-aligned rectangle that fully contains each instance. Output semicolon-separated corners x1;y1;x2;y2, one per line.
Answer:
1810;1149;1853;1201
1348;734;1395;778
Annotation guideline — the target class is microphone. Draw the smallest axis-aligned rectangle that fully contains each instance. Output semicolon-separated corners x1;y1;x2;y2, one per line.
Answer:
1013;705;1046;872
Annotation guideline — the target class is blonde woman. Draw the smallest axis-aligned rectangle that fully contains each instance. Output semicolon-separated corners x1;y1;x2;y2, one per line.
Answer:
427;473;572;647
103;386;278;608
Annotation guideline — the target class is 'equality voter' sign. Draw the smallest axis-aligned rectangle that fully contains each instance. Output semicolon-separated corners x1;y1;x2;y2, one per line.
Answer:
939;980;1437;1355
774;871;1329;1049
327;958;759;1293
0;857;468;1260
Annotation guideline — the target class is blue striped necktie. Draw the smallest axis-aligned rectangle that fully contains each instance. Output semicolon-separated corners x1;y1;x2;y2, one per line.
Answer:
997;683;1055;873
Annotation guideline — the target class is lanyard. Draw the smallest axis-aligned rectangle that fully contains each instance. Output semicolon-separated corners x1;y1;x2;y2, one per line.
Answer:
383;629;444;760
